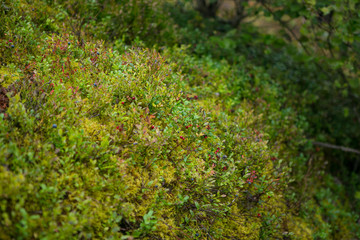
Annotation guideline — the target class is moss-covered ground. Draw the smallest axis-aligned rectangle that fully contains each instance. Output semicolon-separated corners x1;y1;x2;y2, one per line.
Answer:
0;0;358;239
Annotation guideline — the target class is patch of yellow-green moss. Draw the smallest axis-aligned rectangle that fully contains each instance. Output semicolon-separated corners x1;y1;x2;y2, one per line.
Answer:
0;67;19;88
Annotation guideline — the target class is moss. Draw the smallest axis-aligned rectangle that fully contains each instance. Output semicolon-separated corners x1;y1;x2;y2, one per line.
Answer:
81;118;109;142
0;67;19;88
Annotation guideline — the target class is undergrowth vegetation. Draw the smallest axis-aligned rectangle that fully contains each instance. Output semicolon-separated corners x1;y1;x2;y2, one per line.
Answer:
0;0;359;239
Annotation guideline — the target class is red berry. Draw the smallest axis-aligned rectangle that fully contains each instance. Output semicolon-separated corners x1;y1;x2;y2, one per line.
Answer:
121;102;125;104
132;97;135;100
194;96;198;100
151;125;155;129
257;213;261;217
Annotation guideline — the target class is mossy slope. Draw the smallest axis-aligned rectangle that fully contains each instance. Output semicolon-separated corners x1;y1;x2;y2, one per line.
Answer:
0;0;357;239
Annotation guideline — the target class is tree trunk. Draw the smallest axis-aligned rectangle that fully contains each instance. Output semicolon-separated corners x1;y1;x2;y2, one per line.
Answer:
232;0;247;27
195;0;221;18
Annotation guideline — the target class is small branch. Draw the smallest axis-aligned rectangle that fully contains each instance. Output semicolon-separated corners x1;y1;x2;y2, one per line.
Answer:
313;141;360;155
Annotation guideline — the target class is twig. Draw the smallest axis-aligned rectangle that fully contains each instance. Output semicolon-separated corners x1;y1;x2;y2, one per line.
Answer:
313;141;360;155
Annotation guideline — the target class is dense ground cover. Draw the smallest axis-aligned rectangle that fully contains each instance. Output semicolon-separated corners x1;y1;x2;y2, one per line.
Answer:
0;0;359;239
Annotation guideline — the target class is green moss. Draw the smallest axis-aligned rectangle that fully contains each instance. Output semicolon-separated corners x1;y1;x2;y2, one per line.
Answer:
0;67;19;88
